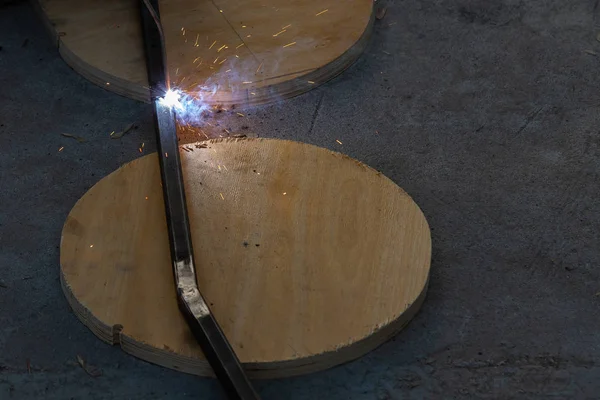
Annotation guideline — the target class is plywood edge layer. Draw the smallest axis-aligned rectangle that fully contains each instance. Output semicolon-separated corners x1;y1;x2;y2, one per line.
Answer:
32;0;374;106
58;44;151;102
30;0;148;101
206;10;376;107
60;269;120;345
66;272;429;379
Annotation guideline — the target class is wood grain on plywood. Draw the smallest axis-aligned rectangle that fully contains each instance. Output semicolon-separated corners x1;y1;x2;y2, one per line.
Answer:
36;0;374;105
60;138;431;378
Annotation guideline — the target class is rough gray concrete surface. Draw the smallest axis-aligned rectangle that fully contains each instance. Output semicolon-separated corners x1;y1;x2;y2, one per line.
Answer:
1;0;600;398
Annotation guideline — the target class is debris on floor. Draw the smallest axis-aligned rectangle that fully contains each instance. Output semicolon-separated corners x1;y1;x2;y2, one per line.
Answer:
61;133;86;143
76;355;102;377
110;123;135;139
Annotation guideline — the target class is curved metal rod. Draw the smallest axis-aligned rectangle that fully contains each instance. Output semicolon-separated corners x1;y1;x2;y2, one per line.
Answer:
139;1;260;398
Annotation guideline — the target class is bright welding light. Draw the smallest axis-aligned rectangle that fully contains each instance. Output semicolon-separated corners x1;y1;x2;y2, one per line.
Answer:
159;89;184;110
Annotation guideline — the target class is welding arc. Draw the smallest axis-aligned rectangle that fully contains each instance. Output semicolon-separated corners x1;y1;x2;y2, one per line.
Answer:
138;1;260;399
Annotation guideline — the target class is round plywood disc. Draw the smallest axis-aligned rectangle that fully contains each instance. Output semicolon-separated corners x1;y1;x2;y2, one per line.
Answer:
35;0;374;105
60;138;431;379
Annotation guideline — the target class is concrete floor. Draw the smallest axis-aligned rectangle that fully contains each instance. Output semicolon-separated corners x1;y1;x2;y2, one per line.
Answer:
1;0;600;398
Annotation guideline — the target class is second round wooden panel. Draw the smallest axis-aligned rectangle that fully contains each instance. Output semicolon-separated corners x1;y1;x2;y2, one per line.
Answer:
60;138;431;378
36;0;374;105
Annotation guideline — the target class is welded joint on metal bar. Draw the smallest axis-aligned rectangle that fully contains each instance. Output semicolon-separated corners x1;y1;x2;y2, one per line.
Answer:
175;258;210;318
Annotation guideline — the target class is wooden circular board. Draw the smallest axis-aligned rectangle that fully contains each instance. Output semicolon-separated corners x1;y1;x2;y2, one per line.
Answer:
60;138;431;379
34;0;374;106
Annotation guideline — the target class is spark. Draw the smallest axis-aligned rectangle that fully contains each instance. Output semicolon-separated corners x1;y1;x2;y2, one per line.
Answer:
220;193;225;200
106;82;110;86
225;69;231;72
145;196;148;200
175;67;179;75
307;80;315;84
218;165;221;170
165;152;168;157
283;42;296;48
219;9;223;12
250;92;256;95
209;40;217;49
237;112;244;117
223;165;228;171
247;35;252;38
182;28;186;35
336;139;343;145
283;192;287;195
236;43;245;49
159;89;184;110
217;44;227;52
193;56;201;63
194;34;199;46
58;146;64;152
273;29;286;37
214;56;219;63
242;25;246;28
316;9;328;16
90;244;94;248
219;58;227;64
282;24;291;29
110;131;115;136
235;54;239;58
243;81;253;84
256;62;263;73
